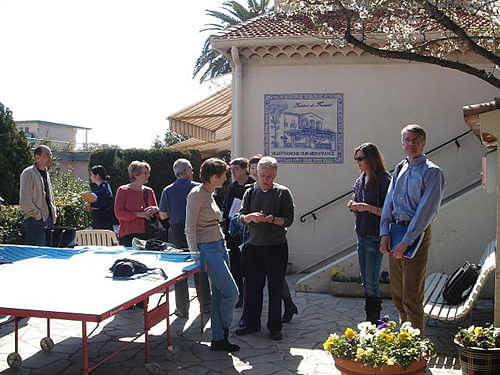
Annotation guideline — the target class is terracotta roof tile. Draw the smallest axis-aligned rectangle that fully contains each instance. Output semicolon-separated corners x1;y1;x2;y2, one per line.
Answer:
212;10;494;42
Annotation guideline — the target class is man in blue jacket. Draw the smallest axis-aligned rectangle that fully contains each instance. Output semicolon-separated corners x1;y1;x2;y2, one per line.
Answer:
159;158;210;317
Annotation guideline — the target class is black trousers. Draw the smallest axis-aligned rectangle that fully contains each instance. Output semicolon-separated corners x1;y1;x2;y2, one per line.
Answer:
244;242;288;333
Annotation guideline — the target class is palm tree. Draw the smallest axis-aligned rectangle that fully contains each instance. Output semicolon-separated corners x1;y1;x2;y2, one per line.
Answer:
193;0;273;84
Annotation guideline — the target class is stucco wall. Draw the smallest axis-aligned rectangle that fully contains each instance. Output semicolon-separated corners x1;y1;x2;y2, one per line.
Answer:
297;185;497;294
236;59;498;271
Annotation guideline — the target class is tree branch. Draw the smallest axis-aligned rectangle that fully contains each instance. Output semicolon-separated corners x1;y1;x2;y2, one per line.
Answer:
345;31;500;89
331;0;500;89
417;0;500;66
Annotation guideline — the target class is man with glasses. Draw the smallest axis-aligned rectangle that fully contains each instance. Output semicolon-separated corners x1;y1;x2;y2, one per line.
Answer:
380;124;445;334
159;158;211;318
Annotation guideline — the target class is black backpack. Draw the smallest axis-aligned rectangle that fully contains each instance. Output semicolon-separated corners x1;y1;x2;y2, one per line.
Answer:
110;258;167;280
442;261;480;304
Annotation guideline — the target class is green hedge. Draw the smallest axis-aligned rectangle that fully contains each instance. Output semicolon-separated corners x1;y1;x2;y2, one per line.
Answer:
0;166;93;245
89;148;203;202
0;202;92;245
0;147;231;245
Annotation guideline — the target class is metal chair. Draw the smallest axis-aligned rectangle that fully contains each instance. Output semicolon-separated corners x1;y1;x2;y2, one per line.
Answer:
75;229;119;247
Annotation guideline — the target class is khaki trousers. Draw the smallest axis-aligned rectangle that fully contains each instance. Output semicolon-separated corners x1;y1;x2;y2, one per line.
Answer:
389;225;431;335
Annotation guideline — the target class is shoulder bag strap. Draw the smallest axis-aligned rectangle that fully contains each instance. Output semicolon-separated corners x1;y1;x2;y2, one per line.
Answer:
143;187;148;207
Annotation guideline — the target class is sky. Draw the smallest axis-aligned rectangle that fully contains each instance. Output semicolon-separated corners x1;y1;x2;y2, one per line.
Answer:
0;0;228;149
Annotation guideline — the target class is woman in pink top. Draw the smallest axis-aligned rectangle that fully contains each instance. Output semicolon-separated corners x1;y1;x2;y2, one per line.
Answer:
114;160;159;247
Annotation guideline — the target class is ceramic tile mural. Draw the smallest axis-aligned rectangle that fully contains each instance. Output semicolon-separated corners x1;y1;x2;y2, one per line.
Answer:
264;93;344;163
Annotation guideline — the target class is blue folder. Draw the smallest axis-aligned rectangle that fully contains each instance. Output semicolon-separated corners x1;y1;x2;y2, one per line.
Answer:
389;223;423;259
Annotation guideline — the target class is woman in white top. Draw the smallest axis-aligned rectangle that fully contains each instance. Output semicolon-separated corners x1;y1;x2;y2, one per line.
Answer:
185;158;239;352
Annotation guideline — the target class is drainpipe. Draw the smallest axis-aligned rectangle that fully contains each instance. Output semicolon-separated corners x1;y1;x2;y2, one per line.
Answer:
231;46;242;157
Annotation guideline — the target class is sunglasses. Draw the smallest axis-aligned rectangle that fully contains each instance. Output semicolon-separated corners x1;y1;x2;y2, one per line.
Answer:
354;156;366;161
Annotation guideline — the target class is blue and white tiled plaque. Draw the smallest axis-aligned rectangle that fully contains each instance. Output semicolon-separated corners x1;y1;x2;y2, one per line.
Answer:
264;93;344;163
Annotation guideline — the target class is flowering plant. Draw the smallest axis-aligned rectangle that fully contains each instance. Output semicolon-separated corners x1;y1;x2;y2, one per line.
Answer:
323;316;435;370
454;324;500;349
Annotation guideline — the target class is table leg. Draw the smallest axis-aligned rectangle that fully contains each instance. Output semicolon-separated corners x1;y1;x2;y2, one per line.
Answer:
199;272;204;331
14;317;19;353
144;297;149;362
166;291;171;346
82;322;88;375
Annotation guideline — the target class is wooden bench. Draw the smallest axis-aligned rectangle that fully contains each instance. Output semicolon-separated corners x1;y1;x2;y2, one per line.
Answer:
423;239;496;324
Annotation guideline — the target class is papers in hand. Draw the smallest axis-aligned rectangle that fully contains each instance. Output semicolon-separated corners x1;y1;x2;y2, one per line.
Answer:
228;197;242;218
80;191;97;203
389;222;423;259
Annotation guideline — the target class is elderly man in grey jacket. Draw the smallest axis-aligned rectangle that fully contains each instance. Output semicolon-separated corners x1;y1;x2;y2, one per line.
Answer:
19;145;57;246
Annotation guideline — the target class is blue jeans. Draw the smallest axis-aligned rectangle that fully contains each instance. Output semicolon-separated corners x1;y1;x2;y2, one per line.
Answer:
23;216;52;246
199;239;239;341
357;236;383;297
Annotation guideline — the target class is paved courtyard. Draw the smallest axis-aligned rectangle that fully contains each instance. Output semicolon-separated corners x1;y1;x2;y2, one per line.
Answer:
0;274;493;374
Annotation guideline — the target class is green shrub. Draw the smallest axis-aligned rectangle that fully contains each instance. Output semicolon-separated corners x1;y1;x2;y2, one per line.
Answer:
50;168;92;229
0;205;24;244
0;167;92;244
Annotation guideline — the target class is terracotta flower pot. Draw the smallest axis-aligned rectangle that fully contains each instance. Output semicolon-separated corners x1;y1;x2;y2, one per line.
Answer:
333;356;427;375
456;342;500;375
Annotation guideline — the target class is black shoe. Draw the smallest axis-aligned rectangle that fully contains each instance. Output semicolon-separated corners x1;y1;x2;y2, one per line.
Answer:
174;309;189;318
210;340;240;352
270;330;283;341
282;300;298;323
235;326;260;336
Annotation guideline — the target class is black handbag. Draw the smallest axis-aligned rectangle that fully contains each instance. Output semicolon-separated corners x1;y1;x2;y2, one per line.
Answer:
143;188;165;240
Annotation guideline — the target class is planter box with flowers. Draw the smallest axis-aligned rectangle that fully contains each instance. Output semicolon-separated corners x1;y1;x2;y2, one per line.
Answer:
454;323;500;375
323;316;435;374
330;268;392;299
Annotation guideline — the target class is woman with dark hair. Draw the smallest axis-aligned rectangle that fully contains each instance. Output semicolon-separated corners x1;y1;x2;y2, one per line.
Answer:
85;165;115;230
185;158;239;352
347;143;391;324
114;161;159;247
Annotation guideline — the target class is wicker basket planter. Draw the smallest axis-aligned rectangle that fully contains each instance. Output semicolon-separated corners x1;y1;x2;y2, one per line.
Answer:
456;342;500;375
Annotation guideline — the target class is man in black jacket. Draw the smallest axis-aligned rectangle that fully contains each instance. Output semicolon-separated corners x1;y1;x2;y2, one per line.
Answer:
222;158;254;308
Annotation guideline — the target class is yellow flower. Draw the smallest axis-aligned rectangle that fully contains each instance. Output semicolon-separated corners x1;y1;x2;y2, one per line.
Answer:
398;331;411;341
474;327;483;336
330;267;342;280
387;357;396;365
323;335;335;350
385;333;394;342
345;328;355;339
